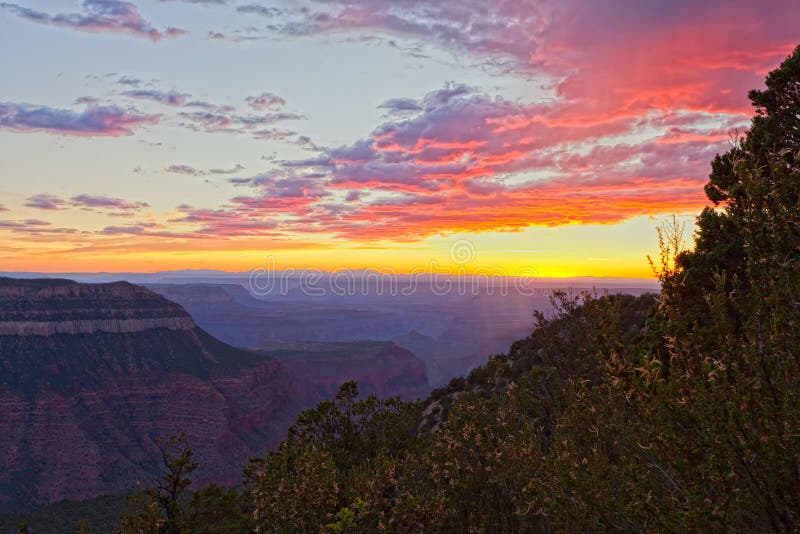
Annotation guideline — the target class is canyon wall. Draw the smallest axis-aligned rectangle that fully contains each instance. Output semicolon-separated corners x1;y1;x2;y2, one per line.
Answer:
0;278;428;512
0;279;295;511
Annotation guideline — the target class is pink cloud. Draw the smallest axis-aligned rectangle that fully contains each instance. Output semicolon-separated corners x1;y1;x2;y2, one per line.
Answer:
246;92;287;111
0;102;159;136
0;219;80;235
70;194;149;211
175;78;741;240
24;195;67;211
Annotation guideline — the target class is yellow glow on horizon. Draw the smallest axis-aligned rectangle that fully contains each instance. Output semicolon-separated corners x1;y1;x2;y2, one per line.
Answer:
0;216;689;279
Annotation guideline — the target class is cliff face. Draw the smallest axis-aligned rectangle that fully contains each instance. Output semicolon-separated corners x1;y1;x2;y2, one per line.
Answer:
0;278;194;323
0;278;295;512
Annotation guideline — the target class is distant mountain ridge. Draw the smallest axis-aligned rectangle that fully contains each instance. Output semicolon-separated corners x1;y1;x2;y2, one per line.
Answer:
0;271;661;290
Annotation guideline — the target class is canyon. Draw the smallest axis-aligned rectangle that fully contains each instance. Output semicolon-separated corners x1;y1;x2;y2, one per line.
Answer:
0;278;426;512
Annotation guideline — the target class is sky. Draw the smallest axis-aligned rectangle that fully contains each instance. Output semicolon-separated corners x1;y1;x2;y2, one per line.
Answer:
0;0;798;278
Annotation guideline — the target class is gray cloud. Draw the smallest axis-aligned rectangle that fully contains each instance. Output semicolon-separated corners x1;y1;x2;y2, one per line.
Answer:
0;0;187;41
0;101;159;136
124;89;190;107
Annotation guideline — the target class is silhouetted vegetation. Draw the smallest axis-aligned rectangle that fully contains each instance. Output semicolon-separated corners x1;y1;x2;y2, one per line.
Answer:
0;495;127;534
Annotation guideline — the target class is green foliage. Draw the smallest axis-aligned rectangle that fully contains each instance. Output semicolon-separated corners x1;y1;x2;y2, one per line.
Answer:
285;381;423;472
247;382;423;532
326;498;368;533
686;43;800;323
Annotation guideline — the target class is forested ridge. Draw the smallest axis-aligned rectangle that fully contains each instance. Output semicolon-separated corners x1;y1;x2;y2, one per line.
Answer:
10;44;800;534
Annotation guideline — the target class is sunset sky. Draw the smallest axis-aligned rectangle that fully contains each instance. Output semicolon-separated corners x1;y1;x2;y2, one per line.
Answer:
1;0;798;277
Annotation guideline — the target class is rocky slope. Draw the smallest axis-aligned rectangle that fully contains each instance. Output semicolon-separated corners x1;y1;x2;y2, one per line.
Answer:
0;278;296;512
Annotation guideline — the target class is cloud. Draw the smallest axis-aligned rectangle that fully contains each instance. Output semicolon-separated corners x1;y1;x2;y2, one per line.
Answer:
0;101;159;136
236;5;284;17
116;75;143;86
209;164;245;174
57;88;302;139
184;100;235;113
98;222;181;237
24;194;66;210
254;1;548;62
99;225;147;235
0;219;50;228
256;1;798;120
94;221;206;239
156;2;800;241
378;97;422;115
74;96;100;105
177;108;303;136
166;164;203;175
294;135;321;151
6;0;794;247
246;92;286;111
169;204;280;238
262;1;798;76
0;219;79;235
70;194;149;211
22;192;150;216
0;0;188;41
183;78;741;241
251;128;297;141
163;170;331;238
167;163;245;175
159;0;226;4
124;89;190;107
